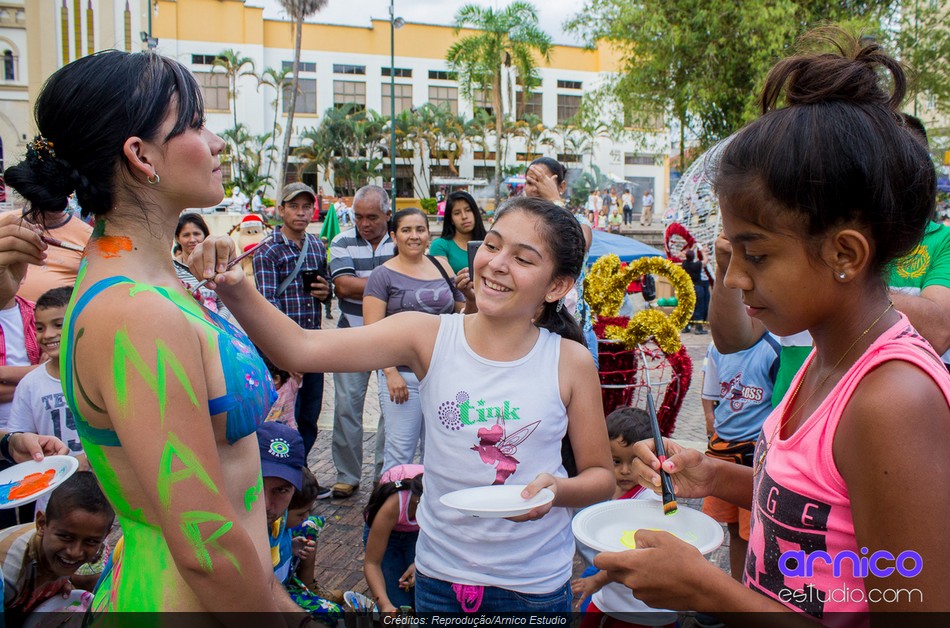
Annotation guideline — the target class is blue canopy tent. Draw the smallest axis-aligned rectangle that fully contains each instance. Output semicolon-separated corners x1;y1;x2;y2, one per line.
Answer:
587;229;664;265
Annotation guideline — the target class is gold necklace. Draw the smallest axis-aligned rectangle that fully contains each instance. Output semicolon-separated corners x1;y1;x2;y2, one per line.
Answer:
752;302;895;477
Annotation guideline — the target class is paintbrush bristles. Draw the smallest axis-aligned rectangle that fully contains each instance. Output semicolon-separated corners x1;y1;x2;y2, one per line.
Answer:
663;500;678;516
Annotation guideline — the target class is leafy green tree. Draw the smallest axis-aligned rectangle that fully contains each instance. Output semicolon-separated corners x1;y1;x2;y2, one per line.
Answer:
893;1;950;130
447;1;553;205
212;50;256;180
276;0;329;189
566;0;893;169
310;104;386;196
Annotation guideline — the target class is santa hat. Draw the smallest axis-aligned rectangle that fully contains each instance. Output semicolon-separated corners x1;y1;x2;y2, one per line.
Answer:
240;215;265;230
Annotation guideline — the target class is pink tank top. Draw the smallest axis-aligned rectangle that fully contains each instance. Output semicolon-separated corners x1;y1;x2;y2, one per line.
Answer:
380;464;423;532
744;315;950;622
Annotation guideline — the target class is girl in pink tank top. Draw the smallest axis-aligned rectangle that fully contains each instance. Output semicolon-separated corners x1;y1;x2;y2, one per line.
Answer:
363;465;424;612
594;29;950;625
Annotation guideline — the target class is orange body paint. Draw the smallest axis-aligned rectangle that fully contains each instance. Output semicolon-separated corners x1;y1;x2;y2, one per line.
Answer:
90;236;133;259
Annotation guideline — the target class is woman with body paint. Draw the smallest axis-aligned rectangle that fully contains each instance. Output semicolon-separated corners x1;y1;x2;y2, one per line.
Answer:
192;195;615;613
3;51;298;618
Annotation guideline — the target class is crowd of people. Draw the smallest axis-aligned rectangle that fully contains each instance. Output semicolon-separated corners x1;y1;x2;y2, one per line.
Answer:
0;25;946;627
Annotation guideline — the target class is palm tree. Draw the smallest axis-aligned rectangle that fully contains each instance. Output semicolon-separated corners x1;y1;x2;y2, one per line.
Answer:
212;50;256;180
276;0;329;190
294;126;334;190
257;65;293;188
465;108;496;172
514;113;554;163
446;1;552;206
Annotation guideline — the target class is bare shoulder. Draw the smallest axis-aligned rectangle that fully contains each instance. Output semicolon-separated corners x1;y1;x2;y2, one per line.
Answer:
72;282;201;349
837;358;950;473
559;336;596;367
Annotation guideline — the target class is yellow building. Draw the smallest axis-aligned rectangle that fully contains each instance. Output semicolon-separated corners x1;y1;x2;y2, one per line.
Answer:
2;0;670;212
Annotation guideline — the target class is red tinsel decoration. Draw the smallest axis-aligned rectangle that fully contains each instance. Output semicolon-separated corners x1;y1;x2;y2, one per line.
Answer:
593;316;693;436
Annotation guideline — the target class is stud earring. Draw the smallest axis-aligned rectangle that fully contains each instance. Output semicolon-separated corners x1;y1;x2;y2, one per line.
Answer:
838;272;846;280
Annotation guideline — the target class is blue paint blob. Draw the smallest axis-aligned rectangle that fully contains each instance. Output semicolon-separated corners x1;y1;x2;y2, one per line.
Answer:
0;481;17;503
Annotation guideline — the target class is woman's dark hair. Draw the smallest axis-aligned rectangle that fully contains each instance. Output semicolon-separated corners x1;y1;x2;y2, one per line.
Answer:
289;467;319;510
493;196;586;345
714;28;935;275
45;471;115;522
176;212;210;240
528;157;567;186
364;472;423;528
440;191;487;241
389;207;428;256
606;406;653;446
4;50;205;222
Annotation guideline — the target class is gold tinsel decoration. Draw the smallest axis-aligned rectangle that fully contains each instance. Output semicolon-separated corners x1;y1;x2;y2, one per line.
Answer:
584;255;696;354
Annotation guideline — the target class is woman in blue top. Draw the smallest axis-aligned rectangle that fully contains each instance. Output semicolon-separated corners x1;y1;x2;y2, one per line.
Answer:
3;51;295;616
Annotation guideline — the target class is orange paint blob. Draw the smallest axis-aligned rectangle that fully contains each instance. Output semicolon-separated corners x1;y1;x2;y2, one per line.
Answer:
90;236;133;259
9;469;56;500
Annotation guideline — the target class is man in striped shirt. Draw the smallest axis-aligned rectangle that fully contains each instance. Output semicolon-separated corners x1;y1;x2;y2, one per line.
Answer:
254;183;331;465
328;185;395;498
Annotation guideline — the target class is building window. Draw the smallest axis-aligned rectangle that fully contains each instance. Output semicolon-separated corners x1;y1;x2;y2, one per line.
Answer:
283;78;317;114
191;54;223;66
557;153;581;163
382;83;413;116
557;79;582;90
334;80;366;109
516;90;543;119
625;153;655;165
428;70;457;81
624;108;665;130
557;94;582;124
195;72;230;111
382;67;412;78
2;50;14;81
428;86;458;115
473;89;493;116
282;60;316;73
333;64;366;75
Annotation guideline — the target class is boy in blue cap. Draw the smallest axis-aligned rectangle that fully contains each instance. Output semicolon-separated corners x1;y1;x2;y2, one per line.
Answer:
258;422;342;624
257;421;306;584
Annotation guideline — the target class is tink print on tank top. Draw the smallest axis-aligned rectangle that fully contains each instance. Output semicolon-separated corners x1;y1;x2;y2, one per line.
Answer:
438;390;540;484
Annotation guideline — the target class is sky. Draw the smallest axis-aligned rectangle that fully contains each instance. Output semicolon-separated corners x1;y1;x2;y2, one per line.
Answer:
256;0;588;46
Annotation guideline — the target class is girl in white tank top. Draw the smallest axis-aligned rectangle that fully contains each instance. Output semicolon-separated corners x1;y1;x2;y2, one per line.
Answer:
197;196;616;613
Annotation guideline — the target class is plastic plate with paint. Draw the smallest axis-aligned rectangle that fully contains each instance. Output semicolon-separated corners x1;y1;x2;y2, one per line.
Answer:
0;455;79;510
572;499;724;555
440;485;555;518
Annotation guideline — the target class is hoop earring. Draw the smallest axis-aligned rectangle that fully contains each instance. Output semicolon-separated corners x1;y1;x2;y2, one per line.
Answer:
147;172;160;185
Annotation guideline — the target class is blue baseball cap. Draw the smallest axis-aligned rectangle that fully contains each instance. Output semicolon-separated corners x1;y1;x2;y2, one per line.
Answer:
256;422;305;491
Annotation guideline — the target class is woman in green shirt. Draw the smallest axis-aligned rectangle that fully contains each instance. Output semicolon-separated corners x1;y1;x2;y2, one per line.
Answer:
428;191;487;273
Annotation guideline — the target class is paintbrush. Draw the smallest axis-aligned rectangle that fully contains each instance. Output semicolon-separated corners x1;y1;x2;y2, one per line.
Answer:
637;346;678;515
40;235;85;253
192;232;273;291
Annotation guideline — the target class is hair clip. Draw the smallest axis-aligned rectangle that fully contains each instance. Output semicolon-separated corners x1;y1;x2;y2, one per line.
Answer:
27;135;56;160
394;480;403;489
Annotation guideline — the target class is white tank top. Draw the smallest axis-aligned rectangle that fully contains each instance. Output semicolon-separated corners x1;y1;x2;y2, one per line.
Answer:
415;313;572;593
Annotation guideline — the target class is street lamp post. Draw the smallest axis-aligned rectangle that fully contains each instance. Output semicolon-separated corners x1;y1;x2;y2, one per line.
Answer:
389;1;404;203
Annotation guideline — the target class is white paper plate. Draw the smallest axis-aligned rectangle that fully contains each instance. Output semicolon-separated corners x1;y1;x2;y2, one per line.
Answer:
0;455;80;509
440;485;555;518
572;499;724;555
